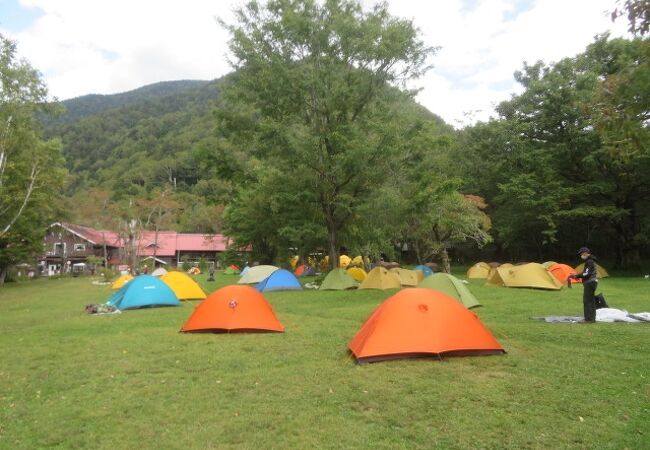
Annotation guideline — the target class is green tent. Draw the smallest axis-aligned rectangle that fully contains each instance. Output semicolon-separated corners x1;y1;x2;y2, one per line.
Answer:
418;273;481;309
319;268;359;291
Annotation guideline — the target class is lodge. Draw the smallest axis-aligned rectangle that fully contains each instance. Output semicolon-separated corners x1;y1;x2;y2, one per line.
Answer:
40;222;242;275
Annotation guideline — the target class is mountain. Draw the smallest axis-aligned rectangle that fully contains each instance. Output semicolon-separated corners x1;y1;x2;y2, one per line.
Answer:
48;80;212;125
43;79;224;195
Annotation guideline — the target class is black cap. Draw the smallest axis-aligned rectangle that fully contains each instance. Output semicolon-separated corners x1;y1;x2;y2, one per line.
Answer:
577;247;591;255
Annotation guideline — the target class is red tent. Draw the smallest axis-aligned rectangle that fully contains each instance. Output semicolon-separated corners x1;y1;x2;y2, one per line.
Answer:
548;263;580;285
181;285;284;333
348;288;505;363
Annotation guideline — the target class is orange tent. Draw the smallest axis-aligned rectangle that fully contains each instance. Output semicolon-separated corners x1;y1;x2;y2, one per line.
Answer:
180;285;284;333
348;288;505;363
548;263;580;285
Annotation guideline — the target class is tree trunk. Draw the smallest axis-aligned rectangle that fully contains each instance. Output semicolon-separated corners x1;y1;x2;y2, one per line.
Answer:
327;225;339;270
440;248;451;274
0;265;6;285
101;231;108;269
413;240;422;265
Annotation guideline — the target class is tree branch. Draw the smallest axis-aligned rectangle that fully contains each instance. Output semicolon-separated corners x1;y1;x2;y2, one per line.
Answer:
0;163;38;237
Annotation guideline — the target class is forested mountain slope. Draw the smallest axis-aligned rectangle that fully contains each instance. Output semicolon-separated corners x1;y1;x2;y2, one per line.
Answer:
43;79;222;195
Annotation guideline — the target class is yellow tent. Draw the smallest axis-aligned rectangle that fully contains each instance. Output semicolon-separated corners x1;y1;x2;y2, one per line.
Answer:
290;255;300;269
112;274;133;290
359;267;401;290
486;263;562;290
413;270;425;284
160;271;207;300
389;268;419;287
350;255;364;266
347;267;368;282
574;263;610;278
340;255;352;268
467;262;490;279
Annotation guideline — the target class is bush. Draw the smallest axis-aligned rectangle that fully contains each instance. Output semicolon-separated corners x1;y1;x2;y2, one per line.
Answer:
100;268;116;282
198;257;208;273
181;256;191;272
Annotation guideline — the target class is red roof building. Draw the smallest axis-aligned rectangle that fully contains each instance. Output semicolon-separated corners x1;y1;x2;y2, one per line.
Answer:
41;222;247;275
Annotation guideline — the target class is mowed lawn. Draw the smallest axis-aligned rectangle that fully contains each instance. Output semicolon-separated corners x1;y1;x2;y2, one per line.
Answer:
1;272;649;449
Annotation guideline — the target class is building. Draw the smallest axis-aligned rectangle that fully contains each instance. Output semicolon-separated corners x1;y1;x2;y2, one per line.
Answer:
41;222;243;275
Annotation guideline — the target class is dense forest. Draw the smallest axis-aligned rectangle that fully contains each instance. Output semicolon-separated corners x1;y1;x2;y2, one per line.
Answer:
3;0;648;280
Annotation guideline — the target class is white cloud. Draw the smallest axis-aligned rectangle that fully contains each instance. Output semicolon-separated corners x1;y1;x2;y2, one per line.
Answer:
2;0;630;127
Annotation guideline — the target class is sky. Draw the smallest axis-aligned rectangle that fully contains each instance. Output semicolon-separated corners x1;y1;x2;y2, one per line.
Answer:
0;0;630;127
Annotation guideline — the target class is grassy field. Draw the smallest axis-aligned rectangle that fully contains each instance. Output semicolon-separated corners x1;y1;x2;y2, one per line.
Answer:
0;271;649;449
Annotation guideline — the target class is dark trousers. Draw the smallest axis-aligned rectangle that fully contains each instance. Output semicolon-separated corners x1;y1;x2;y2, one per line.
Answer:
583;280;598;322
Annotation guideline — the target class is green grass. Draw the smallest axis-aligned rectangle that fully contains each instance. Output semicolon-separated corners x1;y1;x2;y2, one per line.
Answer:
1;273;649;449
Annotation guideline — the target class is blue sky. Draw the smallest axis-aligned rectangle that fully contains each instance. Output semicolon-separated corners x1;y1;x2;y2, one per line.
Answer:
0;0;628;127
0;0;42;32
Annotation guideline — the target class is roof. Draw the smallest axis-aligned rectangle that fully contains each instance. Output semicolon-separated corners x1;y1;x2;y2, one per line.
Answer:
52;223;237;256
53;222;121;247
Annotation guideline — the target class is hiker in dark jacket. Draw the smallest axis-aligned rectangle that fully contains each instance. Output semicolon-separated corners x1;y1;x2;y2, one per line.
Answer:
569;247;598;322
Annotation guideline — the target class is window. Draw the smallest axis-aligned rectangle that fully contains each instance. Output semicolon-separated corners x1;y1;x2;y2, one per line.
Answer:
53;242;65;255
74;243;86;252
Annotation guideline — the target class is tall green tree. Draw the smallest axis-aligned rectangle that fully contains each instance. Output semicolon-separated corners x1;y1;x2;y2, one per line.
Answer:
219;0;435;268
0;34;66;284
459;35;650;266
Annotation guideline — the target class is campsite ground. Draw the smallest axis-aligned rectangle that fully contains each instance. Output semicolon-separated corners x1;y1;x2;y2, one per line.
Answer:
0;272;648;449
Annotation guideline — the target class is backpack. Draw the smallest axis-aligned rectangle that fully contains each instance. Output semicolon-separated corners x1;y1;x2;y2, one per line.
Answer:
594;293;609;309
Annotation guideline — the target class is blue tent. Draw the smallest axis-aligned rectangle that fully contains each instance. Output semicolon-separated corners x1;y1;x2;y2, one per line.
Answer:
256;269;303;292
414;265;434;277
106;275;180;310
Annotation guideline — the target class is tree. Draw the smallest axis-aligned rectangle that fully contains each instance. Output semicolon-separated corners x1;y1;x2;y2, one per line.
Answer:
219;0;435;268
0;34;66;284
611;0;650;36
458;35;650;267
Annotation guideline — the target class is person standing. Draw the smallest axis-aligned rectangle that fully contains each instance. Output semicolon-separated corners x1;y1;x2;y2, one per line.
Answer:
569;247;598;323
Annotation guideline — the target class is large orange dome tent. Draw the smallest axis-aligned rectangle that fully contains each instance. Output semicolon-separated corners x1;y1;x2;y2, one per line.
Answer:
181;285;284;333
348;288;504;363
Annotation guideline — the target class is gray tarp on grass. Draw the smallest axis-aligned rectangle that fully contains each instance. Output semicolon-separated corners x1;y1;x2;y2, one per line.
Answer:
531;309;650;323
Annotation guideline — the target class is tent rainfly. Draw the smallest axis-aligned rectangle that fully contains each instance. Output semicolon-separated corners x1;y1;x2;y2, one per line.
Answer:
160;271;207;300
238;265;280;284
389;268;420;287
486;263;563;290
106;275;180;310
358;267;401;290
320;268;359;291
466;262;490;279
112;274;133;290
418;273;481;309
348;288;505;363
256;269;303;292
181;285;284;333
347;267;368;282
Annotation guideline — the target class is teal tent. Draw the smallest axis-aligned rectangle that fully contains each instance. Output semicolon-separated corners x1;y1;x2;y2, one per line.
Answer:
106;275;180;310
414;265;434;277
418;273;481;309
256;269;303;292
319;268;359;291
